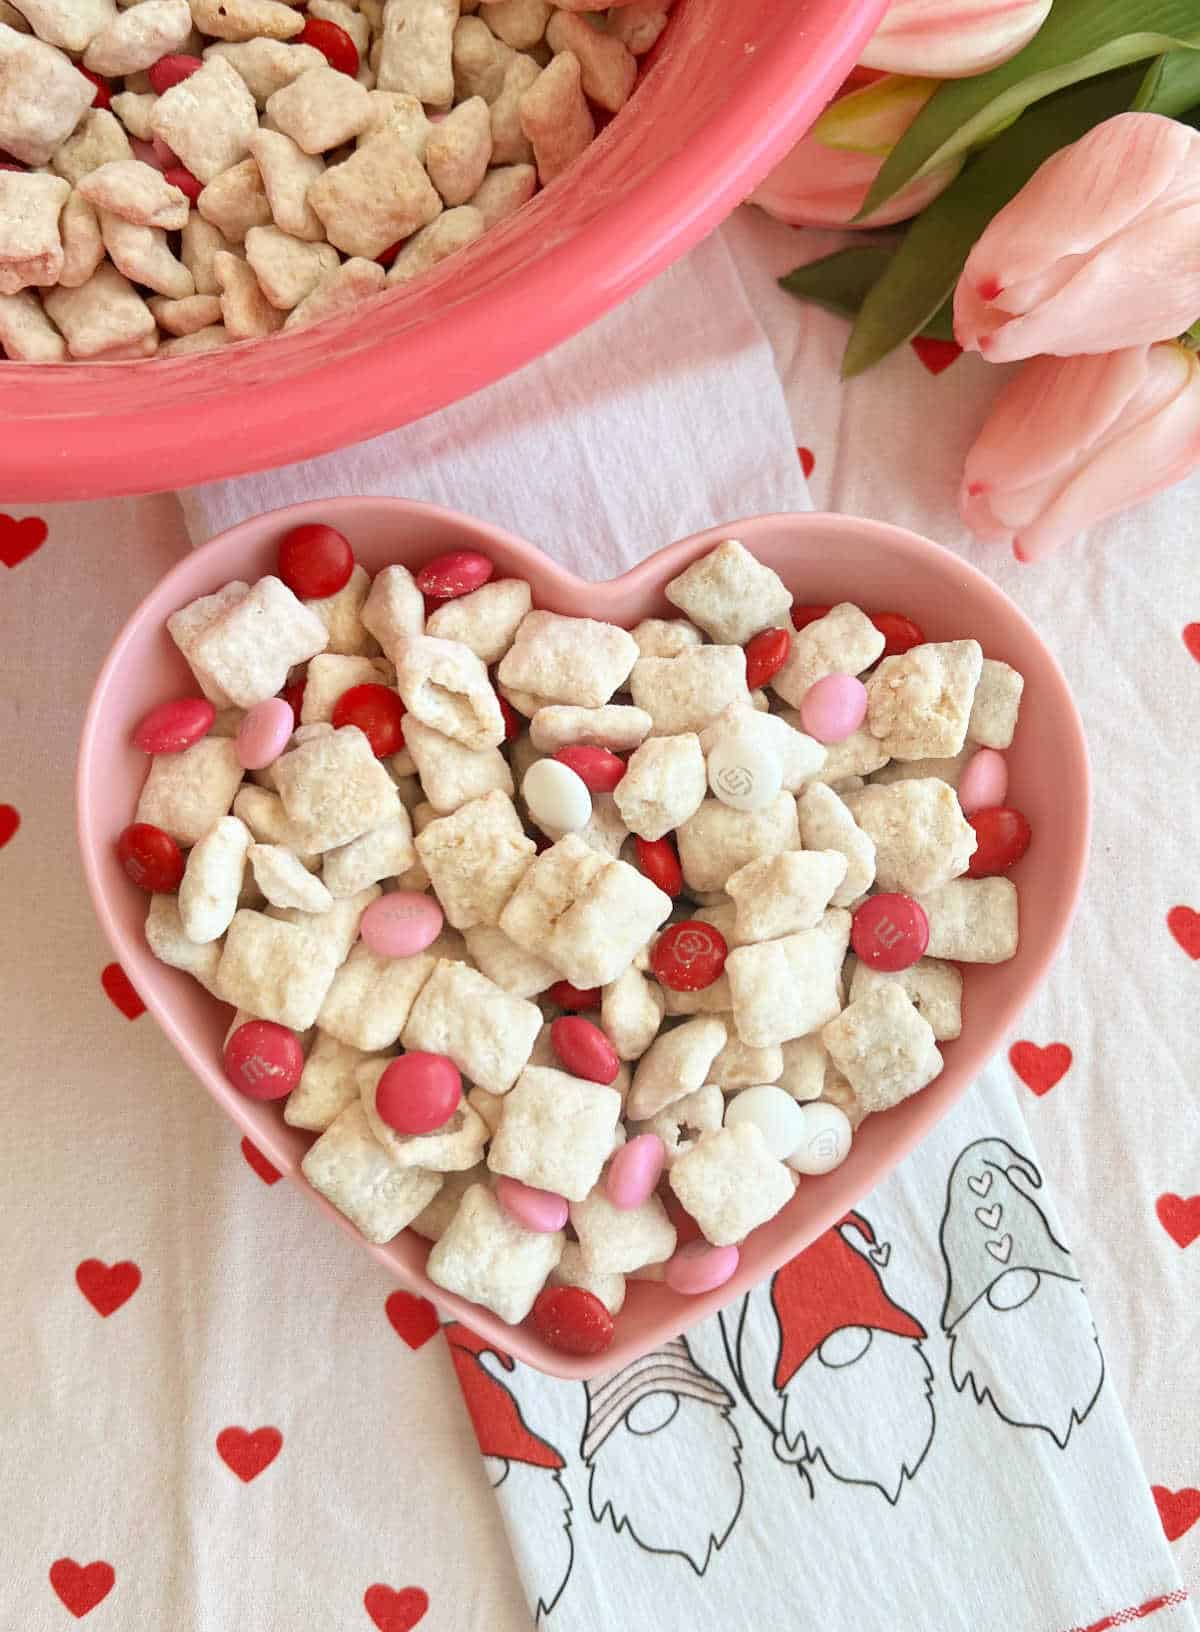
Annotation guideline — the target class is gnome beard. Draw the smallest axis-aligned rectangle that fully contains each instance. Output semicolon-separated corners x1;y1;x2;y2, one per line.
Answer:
947;1269;1104;1448
485;1457;574;1623
776;1324;935;1503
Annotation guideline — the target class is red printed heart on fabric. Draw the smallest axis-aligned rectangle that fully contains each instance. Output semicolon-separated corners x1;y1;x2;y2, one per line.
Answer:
1153;1485;1200;1542
910;336;962;375
240;1137;282;1186
1182;624;1200;663
49;1559;115;1618
0;513;47;569
364;1585;429;1632
216;1426;282;1483
1008;1041;1072;1097
0;804;18;848
1167;906;1200;959
385;1291;439;1351
76;1259;141;1317
797;447;815;479
1155;1194;1200;1249
100;962;145;1020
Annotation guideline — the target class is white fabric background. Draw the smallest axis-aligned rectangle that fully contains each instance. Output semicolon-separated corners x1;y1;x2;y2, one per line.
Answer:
0;216;1196;1631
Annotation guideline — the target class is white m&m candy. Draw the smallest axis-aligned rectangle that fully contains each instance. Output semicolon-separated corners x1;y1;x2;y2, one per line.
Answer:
706;728;782;812
724;1084;806;1161
523;758;592;834
786;1100;853;1175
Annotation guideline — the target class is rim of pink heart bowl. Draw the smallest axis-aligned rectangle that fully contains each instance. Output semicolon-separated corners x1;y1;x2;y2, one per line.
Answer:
78;499;1091;1379
0;0;889;502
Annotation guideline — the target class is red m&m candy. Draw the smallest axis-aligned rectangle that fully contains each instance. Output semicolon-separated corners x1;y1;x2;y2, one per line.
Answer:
651;920;728;992
496;692;522;741
331;683;406;756
376;1053;462;1135
967;806;1031;876
531;1286;614;1357
871;611;925;656
791;604;831;631
851;893;929;972
416;550;494;600
132;697;215;754
634;835;683;897
77;67;111;109
116;822;185;893
744;626;790;690
546;979;601;1011
553;745;625;793
147;54;203;95
550;1015;619;1084
223;1020;304;1100
277;522;354;599
297;15;360;75
163;165;202;203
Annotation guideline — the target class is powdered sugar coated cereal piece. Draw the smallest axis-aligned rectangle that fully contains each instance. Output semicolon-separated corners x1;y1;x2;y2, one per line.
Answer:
796;782;875;906
204;38;327;105
233;785;319;863
570;1183;675;1275
393;634;504;751
967;658;1023;749
267;63;371;154
150;54;259;184
664;539;792;648
168;583;251;704
869;747;970;788
797;721;890;785
462;923;558;998
518;48;593;184
626;1015;726;1120
136;736;243;846
191;575;328;707
544;8;636;112
608;2;668;54
148;293;224;336
359;1059;489;1170
78;159;189;229
378;0;457;104
267;882;380;965
848;955;963;1041
866;640;984;760
402;717;513;815
725;909;851;1048
283;255;386;330
669;1122;794;1247
425;93;492;203
725;849;847;943
300;654;387;724
178;815;251;942
408;1163;487;1241
772;603;886;710
248;842;333;913
821;983;942;1118
217;908;342;1028
180;214;234;296
16;0;114;54
631;1082;723;1165
469;160;535;226
499;610;639;710
404;958;542;1095
676;791;798;895
248;130;326;243
427;1182;563;1324
710;1034;783;1089
285;1030;379;1131
322;814;417;897
453;14;514;103
0;172;70;294
100;210;194;299
423;578;531;665
631;617;703;660
84;0;191;75
415;789;534;929
361;563;424;654
488;1066;621;1199
273;725;400;852
0;24;97;166
844;777;976;896
0;290;67;360
612;733;705;842
316;939;438;1049
776;1033;829;1102
600;964;664;1061
629;646;750;737
190;0;305;42
301;1100;441;1243
914;876;1018;964
549;1242;626;1315
529;704;651;755
144;893;223;993
481;0;550;49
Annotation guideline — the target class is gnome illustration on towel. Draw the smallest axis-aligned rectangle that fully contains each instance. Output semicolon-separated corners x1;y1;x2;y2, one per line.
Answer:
723;1212;935;1504
445;1324;574;1620
940;1138;1104;1447
582;1336;744;1575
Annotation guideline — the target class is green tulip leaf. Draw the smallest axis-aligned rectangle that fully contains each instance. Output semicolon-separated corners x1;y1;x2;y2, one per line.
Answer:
779;248;956;341
1134;47;1200;114
859;0;1200;220
843;68;1146;378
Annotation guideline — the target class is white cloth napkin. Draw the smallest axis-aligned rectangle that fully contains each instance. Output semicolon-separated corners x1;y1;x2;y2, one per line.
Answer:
178;225;1193;1632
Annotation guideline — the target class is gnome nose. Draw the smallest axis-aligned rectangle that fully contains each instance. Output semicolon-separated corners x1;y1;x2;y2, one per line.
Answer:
818;1326;872;1368
986;1268;1040;1312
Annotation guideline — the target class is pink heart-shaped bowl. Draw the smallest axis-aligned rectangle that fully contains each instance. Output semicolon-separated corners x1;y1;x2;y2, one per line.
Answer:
78;498;1090;1378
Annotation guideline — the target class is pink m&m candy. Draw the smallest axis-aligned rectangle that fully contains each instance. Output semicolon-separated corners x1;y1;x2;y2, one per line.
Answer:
133;697;215;755
958;748;1008;817
606;1133;665;1210
224;1020;304;1100
376;1052;461;1135
551;1015;619;1084
665;1240;740;1296
416;550;494;600
851;892;929;972
799;673;868;743
360;891;443;958
236;697;295;770
495;1175;569;1233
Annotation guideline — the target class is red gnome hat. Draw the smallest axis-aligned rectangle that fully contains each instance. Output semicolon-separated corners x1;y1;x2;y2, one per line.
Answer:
446;1324;564;1470
772;1212;926;1390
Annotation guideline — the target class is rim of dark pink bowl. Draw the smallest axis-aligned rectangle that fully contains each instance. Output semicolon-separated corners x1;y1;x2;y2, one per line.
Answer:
77;502;1092;1381
1;0;888;502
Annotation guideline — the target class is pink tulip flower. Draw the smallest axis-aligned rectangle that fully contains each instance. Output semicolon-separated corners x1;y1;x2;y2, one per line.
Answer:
751;76;962;229
859;0;1050;77
960;343;1200;561
956;114;1200;362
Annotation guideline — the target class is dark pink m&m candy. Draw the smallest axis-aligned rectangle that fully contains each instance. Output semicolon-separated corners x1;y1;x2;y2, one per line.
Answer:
224;1020;305;1100
376;1053;461;1135
851;893;929;972
550;1015;619;1084
133;697;215;754
416;550;494;600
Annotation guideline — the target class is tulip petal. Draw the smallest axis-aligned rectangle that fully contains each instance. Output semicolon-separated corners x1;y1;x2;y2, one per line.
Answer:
1017;345;1200;560
860;0;1050;78
752;132;961;230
